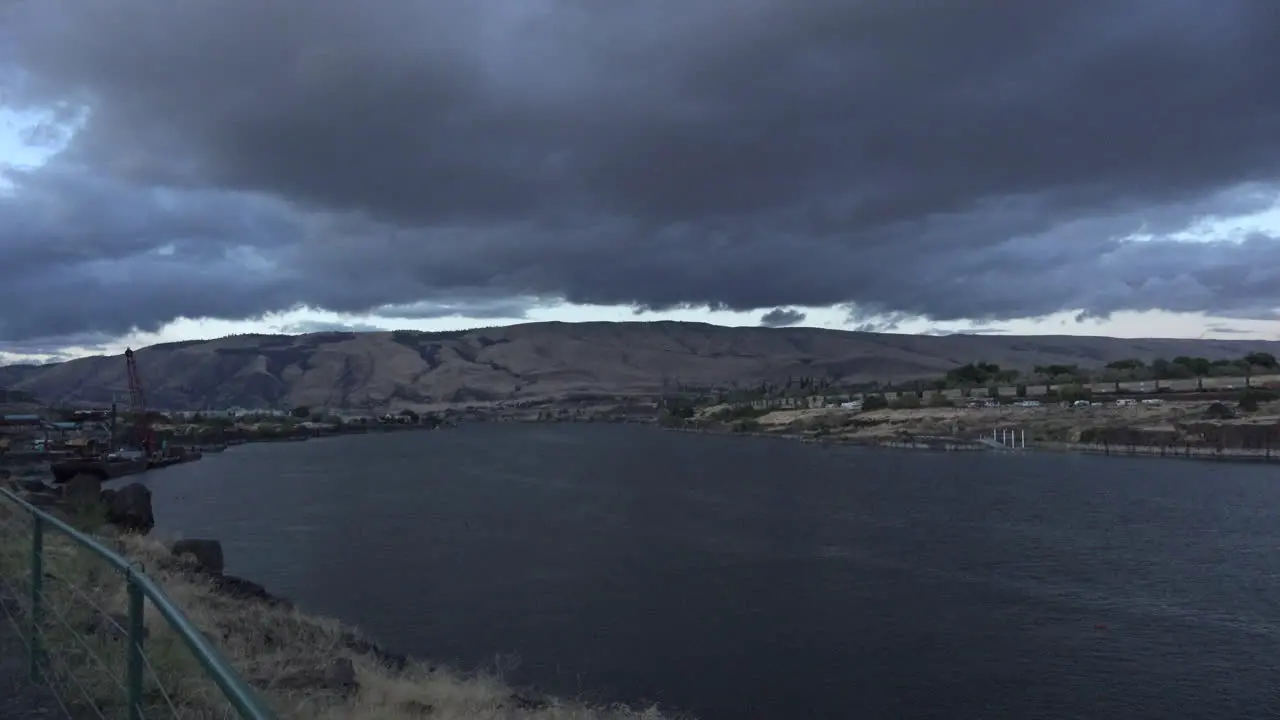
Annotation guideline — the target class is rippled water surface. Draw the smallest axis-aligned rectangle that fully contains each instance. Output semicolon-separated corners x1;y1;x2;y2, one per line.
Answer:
133;424;1280;719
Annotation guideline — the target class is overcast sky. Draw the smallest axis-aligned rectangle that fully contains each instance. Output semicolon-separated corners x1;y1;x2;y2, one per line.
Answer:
3;1;1280;364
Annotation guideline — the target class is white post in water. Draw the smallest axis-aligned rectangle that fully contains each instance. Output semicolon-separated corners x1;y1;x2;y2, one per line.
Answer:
993;428;998;444
1021;429;1026;448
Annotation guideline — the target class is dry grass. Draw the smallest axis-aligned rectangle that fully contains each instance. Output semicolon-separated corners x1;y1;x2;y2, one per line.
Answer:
0;500;677;720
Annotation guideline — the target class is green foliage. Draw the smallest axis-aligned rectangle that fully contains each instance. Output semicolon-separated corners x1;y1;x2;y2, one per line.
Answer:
1172;356;1212;377
945;361;1007;386
889;394;920;409
861;394;889;411
1033;364;1080;380
1015;384;1027;398
1105;358;1145;372
1237;388;1279;412
1244;352;1278;369
927;392;954;408
661;396;698;419
289;405;310;418
1057;384;1092;403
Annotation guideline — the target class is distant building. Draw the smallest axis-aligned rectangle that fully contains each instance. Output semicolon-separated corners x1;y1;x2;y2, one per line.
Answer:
0;414;42;434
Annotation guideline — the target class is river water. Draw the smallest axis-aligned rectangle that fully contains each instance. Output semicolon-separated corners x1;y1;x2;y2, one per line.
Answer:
130;424;1280;719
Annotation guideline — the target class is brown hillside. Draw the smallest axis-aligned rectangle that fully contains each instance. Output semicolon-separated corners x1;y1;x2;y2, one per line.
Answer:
1;321;1278;411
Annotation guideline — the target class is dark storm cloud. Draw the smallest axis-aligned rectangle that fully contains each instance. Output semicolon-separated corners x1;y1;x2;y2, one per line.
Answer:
759;308;806;328
3;0;1280;343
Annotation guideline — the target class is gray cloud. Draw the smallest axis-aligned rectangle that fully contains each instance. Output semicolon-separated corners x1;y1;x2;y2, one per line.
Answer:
1205;323;1255;335
277;320;386;334
759;308;805;328
371;298;538;321
2;1;1280;344
924;327;1011;337
0;331;114;363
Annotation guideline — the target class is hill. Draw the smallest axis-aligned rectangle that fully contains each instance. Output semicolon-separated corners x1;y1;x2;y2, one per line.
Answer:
1;321;1278;412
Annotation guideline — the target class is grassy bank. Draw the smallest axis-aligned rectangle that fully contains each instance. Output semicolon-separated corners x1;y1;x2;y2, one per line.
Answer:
0;500;671;719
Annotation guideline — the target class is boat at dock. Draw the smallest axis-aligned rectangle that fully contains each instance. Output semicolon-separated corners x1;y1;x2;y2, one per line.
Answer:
50;456;149;483
50;445;205;483
148;449;203;469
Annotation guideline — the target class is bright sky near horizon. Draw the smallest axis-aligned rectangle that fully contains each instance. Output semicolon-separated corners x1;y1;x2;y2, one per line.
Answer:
4;1;1280;366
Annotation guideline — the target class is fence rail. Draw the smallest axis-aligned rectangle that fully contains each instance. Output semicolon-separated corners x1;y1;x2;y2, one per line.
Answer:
0;486;275;719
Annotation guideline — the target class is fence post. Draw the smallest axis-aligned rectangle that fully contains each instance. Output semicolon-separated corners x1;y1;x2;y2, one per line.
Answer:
29;515;43;682
126;580;145;720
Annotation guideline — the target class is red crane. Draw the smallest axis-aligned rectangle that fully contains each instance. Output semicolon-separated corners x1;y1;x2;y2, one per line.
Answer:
124;348;155;456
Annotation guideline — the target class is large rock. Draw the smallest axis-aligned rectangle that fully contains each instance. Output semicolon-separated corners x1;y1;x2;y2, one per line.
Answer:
171;539;224;575
105;483;154;534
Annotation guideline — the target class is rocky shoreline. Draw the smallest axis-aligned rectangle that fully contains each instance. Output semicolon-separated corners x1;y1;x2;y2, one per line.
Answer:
0;472;649;718
659;420;1280;464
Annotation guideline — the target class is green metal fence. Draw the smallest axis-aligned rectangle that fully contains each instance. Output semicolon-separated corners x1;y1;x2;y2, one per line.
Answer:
0;486;275;719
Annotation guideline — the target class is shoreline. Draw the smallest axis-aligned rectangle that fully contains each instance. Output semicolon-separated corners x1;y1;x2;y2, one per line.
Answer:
0;480;676;719
657;423;1280;464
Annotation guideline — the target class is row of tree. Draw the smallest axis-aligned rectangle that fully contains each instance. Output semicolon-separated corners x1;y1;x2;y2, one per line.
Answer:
657;351;1280;414
935;352;1279;394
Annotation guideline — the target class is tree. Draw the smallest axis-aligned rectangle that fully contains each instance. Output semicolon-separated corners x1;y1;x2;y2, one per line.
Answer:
662;397;697;419
1015;384;1027;398
1148;358;1167;377
1242;352;1279;387
1058;384;1092;403
945;362;1002;387
889;394;920;409
290;406;310;419
1034;364;1079;391
861;394;889;411
1105;359;1145;378
1173;356;1212;390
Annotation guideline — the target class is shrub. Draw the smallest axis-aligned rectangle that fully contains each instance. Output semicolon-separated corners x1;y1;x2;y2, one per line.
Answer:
889;394;920;409
928;392;954;408
861;394;889;411
1237;388;1278;412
